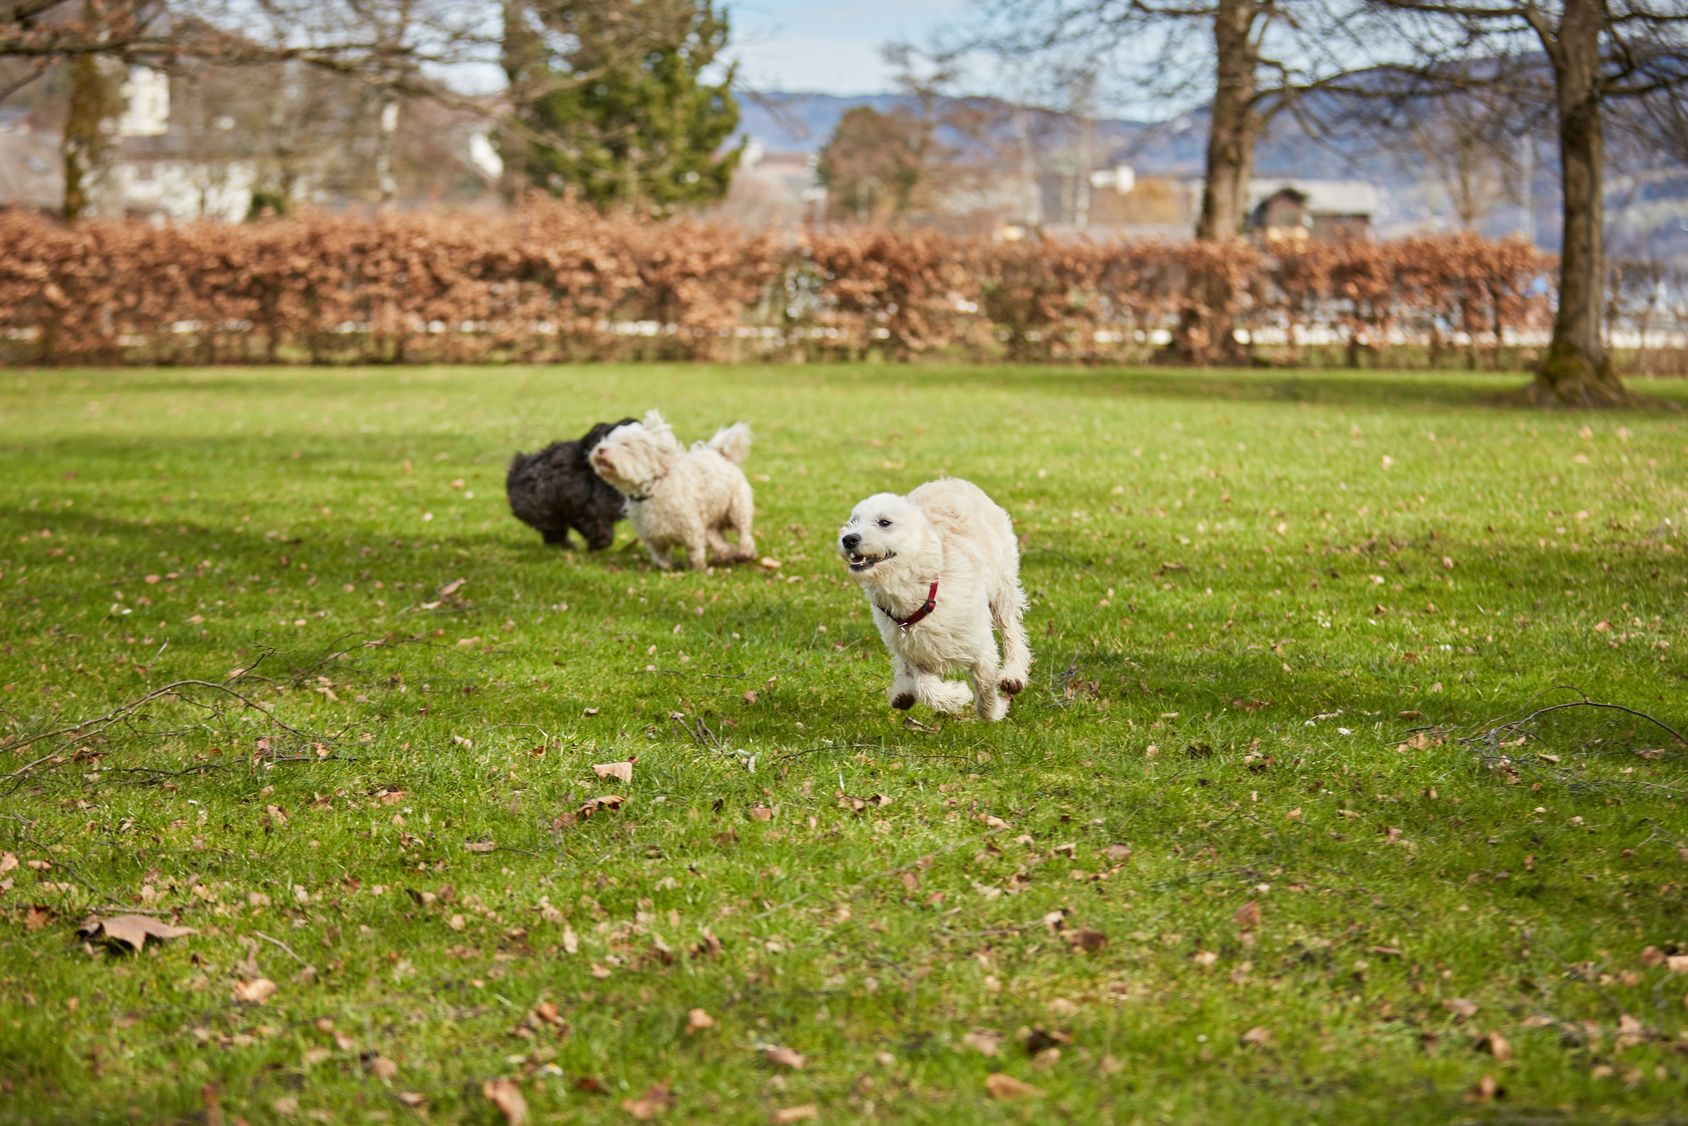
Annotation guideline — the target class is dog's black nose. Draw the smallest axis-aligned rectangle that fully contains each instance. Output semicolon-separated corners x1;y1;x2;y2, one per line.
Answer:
841;532;861;551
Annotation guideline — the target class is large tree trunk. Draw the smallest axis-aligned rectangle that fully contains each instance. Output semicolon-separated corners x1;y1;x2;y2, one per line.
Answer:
61;0;128;222
1528;0;1628;405
62;52;123;221
1171;0;1258;364
497;0;538;205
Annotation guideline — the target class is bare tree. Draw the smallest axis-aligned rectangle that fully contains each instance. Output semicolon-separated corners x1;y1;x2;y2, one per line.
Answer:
1397;88;1525;230
1356;0;1688;405
958;0;1357;362
4;0;500;217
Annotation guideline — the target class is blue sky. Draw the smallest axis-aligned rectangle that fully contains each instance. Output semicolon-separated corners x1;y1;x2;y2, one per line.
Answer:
724;0;972;95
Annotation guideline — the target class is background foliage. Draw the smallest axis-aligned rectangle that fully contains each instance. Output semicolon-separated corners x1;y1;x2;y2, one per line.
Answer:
0;201;1574;368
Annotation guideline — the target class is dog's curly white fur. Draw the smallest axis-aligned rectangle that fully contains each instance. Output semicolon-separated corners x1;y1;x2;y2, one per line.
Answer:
839;478;1030;722
589;409;756;571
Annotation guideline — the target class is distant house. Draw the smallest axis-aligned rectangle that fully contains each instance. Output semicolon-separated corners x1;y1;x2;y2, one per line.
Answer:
1247;179;1379;242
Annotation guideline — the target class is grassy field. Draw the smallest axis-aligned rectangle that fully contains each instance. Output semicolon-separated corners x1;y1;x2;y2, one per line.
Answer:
1;364;1685;1125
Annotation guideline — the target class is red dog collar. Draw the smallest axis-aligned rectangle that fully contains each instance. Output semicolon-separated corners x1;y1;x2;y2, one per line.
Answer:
880;581;939;629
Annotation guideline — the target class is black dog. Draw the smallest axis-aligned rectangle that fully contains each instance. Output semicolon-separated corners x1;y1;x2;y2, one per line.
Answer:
506;419;637;550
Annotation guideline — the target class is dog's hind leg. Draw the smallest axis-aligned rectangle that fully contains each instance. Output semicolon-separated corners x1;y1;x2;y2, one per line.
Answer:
919;673;974;714
706;526;737;563
991;578;1032;697
967;651;1009;722
726;486;757;560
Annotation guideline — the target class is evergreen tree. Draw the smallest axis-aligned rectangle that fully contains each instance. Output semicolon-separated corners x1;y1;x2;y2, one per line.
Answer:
517;0;742;215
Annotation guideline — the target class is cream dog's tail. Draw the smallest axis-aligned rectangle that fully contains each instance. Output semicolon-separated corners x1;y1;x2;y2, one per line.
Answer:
705;422;752;465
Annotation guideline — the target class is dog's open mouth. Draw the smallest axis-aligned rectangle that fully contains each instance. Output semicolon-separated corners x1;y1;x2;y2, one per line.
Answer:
846;550;894;573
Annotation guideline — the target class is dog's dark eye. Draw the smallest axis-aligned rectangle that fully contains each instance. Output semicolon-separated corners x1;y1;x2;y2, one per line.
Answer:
877;519;892;528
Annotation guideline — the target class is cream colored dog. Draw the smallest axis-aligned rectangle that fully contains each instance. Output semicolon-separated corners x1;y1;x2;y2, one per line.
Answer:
588;409;755;571
839;478;1030;721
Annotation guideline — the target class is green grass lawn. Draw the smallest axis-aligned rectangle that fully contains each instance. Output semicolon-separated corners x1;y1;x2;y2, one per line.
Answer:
1;364;1685;1125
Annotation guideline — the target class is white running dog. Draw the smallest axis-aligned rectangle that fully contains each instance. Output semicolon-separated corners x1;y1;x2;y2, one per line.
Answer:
588;409;756;571
838;478;1031;721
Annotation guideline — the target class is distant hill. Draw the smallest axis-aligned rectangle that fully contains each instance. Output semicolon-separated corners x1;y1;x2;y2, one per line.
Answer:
737;89;1688;262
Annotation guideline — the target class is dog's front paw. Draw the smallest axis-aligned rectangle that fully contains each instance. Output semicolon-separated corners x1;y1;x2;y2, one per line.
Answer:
999;677;1025;696
890;692;915;710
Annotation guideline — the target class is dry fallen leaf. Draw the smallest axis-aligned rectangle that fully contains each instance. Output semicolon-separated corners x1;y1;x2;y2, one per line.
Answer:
77;913;196;952
1477;1031;1512;1062
763;1045;806;1070
961;1029;1002;1056
1065;927;1107;953
578;795;626;819
482;1077;526;1125
232;978;278;1004
620;1084;673;1120
686;1008;715;1035
1240;1026;1274;1048
985;1073;1044;1100
366;1055;398;1080
592;759;635;784
748;806;776;822
1444;998;1479;1020
465;840;497;853
771;1106;818;1124
1233;900;1262;930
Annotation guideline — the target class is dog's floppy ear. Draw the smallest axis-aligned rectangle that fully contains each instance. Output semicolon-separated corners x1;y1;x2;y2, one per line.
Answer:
641;409;680;449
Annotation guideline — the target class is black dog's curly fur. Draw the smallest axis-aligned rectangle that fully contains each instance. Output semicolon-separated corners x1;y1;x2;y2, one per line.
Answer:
507;419;637;550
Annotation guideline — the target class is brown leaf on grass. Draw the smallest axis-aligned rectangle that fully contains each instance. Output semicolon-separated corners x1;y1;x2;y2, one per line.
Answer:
482;1077;527;1125
1443;998;1479;1020
763;1045;806;1070
396;1093;427;1109
578;795;625;819
77;913;196;951
1240;1026;1274;1048
742;690;759;705
366;1055;399;1080
1103;844;1132;862
465;840;497;853
0;853;17;874
620;1084;673;1120
771;1106;818;1124
232;978;278;1004
1065;928;1107;953
1477;1031;1512;1062
1233;900;1262;930
961;1029;1002;1056
690;929;724;959
592;759;635;783
531;1001;566;1028
984;1073;1044;1100
685;1008;715;1035
1467;1074;1501;1103
748;805;776;821
1024;1028;1071;1054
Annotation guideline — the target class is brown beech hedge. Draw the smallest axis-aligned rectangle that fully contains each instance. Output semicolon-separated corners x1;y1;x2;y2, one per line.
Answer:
0;200;1558;366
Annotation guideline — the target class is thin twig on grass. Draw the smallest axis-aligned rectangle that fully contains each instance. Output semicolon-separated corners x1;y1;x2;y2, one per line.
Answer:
253;931;312;968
